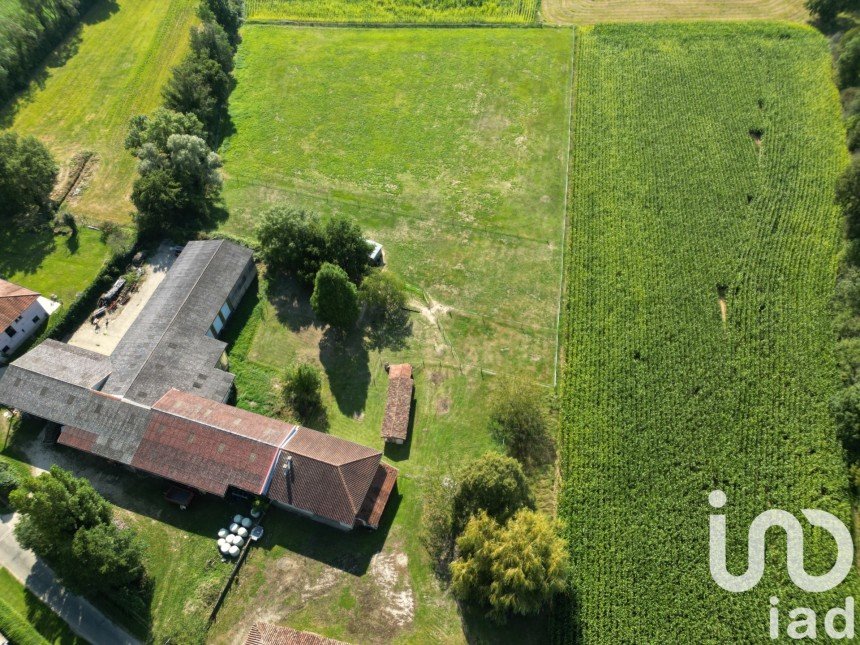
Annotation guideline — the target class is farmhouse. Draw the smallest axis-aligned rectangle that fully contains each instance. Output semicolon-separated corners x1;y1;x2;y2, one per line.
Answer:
381;363;413;444
0;240;397;530
0;279;56;361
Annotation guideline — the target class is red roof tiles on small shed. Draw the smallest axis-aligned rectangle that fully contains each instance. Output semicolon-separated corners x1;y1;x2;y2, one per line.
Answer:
381;364;413;442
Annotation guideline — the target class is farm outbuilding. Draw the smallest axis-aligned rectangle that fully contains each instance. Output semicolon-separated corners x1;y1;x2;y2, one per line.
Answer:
381;363;413;444
0;280;56;361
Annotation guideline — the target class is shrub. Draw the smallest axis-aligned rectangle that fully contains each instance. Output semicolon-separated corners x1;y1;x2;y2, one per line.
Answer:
488;376;555;468
282;362;324;423
311;263;360;331
450;509;569;623
420;473;457;576
324;214;370;283
452;452;534;532
0;132;58;222
360;270;408;322
0;462;21;502
257;207;326;284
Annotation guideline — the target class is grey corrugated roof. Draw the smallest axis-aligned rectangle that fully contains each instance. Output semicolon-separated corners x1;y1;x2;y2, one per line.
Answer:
103;240;254;406
0;363;150;464
12;340;112;388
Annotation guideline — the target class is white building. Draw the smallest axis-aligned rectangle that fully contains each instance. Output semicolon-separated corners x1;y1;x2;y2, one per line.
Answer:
0;280;55;360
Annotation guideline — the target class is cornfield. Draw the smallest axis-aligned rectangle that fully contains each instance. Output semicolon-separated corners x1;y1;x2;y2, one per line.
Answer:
244;0;540;24
556;23;857;642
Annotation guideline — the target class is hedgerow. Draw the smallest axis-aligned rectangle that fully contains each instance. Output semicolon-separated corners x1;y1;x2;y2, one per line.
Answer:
556;23;856;642
245;0;539;24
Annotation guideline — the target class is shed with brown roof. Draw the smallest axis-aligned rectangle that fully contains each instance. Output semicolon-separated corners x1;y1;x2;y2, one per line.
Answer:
381;364;413;444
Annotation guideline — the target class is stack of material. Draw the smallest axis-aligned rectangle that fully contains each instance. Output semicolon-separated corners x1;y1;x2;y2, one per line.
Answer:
381;364;413;445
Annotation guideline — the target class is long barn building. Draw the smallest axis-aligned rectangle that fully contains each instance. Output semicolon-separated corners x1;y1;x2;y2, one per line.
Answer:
0;240;396;531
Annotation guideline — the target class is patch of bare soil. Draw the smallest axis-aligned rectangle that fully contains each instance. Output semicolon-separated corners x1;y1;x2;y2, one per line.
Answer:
52;151;97;207
429;371;446;386
717;285;728;323
436;397;451;415
415;298;451;326
368;550;414;628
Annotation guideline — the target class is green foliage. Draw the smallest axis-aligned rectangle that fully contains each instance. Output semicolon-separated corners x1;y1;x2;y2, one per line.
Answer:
0;596;49;645
360;270;408;321
324;215;370;283
257;206;326;284
282;362;324;423
838;29;860;88
0;132;58;221
805;0;853;22
452;452;534;533
311;263;360;330
163;52;231;134
837;155;860;237
201;0;244;46
190;20;235;75
125;108;206;152
831;383;860;455
420;473;457;575
131;169;183;234
450;509;568;623
559;24;854;642
10;466;146;594
0;462;21;503
488;376;555;469
245;0;539;23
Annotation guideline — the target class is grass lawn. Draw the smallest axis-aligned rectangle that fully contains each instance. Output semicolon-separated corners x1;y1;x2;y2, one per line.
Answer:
244;0;540;23
204;275;557;644
540;0;807;24
557;23;854;642
0;0;199;224
220;26;573;384
0;568;85;645
0;227;110;306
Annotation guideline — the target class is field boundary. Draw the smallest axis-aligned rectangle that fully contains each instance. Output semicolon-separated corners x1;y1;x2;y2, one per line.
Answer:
552;27;577;388
244;18;545;27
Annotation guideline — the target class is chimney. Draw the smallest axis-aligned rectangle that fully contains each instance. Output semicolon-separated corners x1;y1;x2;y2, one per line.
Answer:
282;455;293;476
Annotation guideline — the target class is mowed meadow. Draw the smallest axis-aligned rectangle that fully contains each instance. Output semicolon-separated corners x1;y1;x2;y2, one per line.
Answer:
0;0;199;223
245;0;540;24
220;26;574;380
557;23;856;642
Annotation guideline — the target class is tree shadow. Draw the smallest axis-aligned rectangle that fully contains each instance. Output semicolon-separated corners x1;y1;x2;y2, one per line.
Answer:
64;232;80;255
266;277;317;333
21;580;87;645
365;309;413;352
458;601;554;645
0;226;56;279
256;487;401;577
319;327;370;418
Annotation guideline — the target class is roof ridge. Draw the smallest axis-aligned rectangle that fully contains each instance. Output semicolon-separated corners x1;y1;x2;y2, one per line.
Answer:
337;453;383;513
115;240;226;398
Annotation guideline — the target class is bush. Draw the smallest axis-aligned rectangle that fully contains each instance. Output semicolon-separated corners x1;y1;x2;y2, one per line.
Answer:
282;362;324;424
839;29;860;89
324;214;370;283
452;452;534;533
311;263;360;331
420;473;457;576
450;509;569;623
0;461;22;502
836;156;860;238
488;376;555;468
360;270;408;322
257;207;326;284
831;383;860;458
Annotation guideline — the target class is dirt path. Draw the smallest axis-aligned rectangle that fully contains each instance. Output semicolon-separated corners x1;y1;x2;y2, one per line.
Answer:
67;244;175;355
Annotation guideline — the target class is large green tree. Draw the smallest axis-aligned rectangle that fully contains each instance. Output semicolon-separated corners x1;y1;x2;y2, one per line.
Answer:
452;452;534;532
282;362;324;424
0;132;58;221
311;262;360;331
163;53;230;134
324;215;370;283
125;108;205;152
488;376;555;468
257;207;327;284
450;509;569;622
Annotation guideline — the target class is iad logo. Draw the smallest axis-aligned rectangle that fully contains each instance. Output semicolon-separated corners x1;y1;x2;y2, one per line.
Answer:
708;490;855;640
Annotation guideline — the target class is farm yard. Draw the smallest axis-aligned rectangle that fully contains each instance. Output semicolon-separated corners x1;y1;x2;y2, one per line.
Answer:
244;0;540;24
540;0;808;23
0;0;199;223
557;23;856;641
220;26;574;383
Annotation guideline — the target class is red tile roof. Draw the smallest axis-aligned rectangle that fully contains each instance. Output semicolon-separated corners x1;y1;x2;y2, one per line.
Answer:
245;623;346;645
381;364;413;442
132;389;291;496
268;429;382;527
57;426;98;453
0;279;39;331
356;462;398;529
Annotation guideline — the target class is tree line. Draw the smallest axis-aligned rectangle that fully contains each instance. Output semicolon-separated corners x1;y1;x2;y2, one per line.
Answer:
127;0;242;237
0;0;98;107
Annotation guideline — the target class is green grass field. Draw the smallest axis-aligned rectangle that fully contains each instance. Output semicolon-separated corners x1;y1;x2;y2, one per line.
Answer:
540;0;807;24
245;0;540;23
220;26;574;382
557;23;855;642
0;0;199;223
0;568;85;644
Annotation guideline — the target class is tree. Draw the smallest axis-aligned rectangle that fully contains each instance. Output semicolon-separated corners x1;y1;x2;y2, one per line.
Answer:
0;132;58;221
420;473;458;576
282;362;323;424
837;156;860;239
125;108;204;153
805;0;853;23
131;168;182;234
10;467;146;593
257;207;327;284
450;509;569;623
190;20;234;75
311;263;360;331
831;383;860;457
164;134;223;209
200;0;243;46
162;53;230;134
839;30;860;89
324;215;370;283
10;465;111;558
488;376;555;468
360;270;408;322
452;452;534;532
